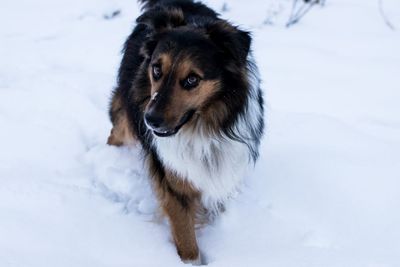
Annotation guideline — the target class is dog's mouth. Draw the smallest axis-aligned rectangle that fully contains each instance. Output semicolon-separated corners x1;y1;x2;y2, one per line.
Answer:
152;110;195;138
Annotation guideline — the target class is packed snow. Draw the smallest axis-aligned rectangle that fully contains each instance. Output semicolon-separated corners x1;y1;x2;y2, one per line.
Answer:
1;0;400;266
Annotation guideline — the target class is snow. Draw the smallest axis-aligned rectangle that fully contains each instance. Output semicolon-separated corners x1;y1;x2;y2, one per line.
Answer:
1;0;400;266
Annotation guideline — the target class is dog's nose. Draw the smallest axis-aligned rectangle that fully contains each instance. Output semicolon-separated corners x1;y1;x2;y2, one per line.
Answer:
145;112;164;129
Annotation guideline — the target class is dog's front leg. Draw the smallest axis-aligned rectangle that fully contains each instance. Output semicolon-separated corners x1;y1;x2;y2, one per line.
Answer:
163;190;201;265
148;154;202;265
107;91;136;146
162;178;202;263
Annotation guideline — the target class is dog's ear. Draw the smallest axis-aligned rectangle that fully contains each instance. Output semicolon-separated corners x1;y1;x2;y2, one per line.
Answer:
206;21;251;67
140;38;159;59
138;7;186;58
137;7;186;31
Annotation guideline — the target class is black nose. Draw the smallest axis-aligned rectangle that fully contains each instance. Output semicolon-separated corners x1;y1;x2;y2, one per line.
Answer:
145;112;164;129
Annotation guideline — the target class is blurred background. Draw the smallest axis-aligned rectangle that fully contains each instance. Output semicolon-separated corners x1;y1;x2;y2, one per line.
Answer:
1;0;399;266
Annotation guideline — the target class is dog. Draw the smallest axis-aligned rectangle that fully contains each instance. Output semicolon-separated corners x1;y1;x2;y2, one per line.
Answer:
107;0;264;264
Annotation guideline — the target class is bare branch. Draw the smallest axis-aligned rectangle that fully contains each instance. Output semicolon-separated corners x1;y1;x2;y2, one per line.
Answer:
288;0;300;24
379;0;396;31
287;0;319;27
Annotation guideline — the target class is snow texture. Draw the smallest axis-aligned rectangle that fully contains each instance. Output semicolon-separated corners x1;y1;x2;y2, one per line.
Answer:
1;0;400;266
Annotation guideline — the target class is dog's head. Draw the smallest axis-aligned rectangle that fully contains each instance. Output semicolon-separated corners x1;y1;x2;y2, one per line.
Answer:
138;11;251;137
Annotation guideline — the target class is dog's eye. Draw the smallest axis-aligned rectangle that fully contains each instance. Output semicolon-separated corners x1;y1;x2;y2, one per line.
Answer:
152;64;162;80
182;74;200;90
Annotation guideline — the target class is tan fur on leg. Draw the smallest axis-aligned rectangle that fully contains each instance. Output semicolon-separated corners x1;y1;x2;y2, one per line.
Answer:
107;110;136;146
108;92;136;146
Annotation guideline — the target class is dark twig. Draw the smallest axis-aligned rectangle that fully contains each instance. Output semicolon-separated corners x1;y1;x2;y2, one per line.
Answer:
288;0;299;24
378;0;396;30
286;0;319;27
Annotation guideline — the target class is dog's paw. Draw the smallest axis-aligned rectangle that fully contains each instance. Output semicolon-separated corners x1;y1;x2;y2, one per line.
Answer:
183;257;201;266
183;252;206;266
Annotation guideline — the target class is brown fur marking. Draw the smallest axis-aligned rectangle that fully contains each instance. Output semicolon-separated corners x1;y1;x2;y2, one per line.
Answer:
108;92;136;146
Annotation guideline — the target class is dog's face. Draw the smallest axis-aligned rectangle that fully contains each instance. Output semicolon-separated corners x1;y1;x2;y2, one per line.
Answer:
141;21;251;137
143;31;222;137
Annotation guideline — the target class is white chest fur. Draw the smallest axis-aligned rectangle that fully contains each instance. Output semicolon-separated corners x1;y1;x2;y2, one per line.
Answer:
153;129;251;209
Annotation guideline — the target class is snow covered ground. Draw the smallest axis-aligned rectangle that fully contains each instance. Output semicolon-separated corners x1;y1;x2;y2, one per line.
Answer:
1;0;400;266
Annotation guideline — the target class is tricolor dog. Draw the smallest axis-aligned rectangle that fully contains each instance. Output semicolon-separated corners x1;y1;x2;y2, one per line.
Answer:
108;0;264;264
